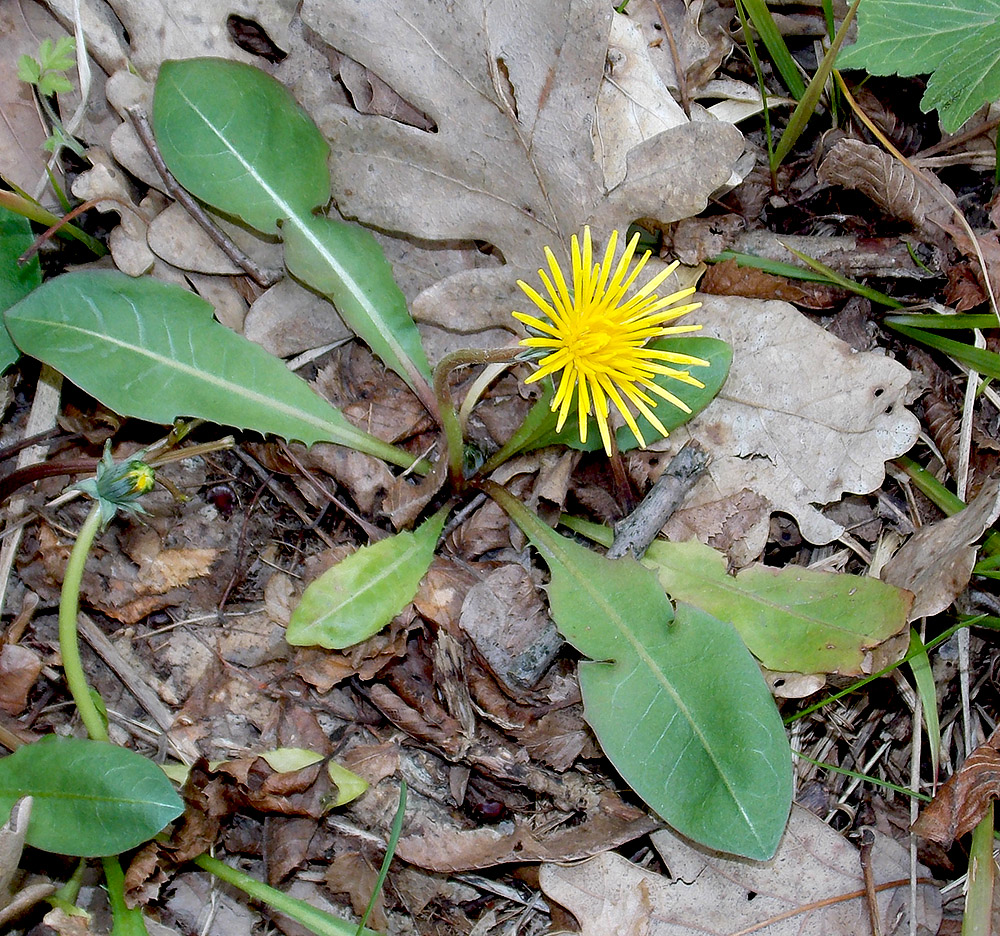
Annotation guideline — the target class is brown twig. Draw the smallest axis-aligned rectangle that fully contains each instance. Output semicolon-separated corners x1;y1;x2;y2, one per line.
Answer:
726;877;937;936
859;828;882;936
651;0;691;118
607;440;708;559
18;196;145;264
125;105;283;287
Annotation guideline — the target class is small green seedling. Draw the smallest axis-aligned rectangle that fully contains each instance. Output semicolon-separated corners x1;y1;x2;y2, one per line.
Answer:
17;37;85;157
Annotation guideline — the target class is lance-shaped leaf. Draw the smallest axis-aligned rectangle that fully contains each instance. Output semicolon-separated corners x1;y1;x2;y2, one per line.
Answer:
3;270;416;468
287;507;448;649
566;525;911;677
0;736;183;857
152;57;432;398
640;539;911;676
283;214;434;411
489;485;792;860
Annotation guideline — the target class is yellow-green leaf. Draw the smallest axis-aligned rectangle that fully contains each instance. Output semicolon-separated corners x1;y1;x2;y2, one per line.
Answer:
286;508;448;650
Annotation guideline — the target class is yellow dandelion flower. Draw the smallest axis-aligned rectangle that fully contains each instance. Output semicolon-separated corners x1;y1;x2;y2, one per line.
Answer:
513;226;709;455
123;462;156;495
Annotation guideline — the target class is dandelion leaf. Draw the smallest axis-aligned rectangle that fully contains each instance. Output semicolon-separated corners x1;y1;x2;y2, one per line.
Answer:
506;496;792;860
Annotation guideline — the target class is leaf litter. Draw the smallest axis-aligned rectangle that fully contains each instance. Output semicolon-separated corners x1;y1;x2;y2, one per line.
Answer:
3;0;1000;932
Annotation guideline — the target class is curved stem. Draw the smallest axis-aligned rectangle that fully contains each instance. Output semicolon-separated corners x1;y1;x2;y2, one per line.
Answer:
433;347;521;489
58;503;108;742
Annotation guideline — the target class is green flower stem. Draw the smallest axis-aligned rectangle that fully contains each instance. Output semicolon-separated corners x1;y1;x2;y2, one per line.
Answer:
60;505;148;931
102;855;149;936
433;347;521;489
192;854;382;936
58;502;108;742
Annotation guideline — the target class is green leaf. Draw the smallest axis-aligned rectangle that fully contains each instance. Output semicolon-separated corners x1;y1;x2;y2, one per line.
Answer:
153;58;432;395
283;214;433;396
0;736;183;857
326;762;368;808
496;336;731;461
3;270;416;469
287;507;448;649
17;55;41;85
41;36;77;73
38;73;74;97
837;0;1000;133
907;628;941;779
493;488;791;859
885;313;998;330
153;58;329;236
564;518;912;675
738;0;806;99
0;205;41;372
886;322;1000;381
640;539;912;675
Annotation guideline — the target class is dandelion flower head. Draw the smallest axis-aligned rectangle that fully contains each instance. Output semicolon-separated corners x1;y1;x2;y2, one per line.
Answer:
513;226;709;455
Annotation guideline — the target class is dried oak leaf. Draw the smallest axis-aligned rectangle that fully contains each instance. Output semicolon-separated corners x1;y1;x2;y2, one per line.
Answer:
295;0;745;335
913;724;1000;846
541;805;942;936
0;644;41;716
645;295;919;554
0;3;68;195
882;474;1000;620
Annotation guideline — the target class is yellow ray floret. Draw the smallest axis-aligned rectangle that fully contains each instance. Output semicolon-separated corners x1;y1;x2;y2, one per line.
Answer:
512;227;709;454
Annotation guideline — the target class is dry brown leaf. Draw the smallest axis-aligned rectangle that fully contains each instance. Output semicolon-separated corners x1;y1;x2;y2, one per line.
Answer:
657;488;772;568
326;854;386;930
701;257;846;308
295;1;744;341
168;659;280;762
945;260;987;311
646;295;919;556
818;138;952;236
882;475;1000;620
942;224;1000;308
244;279;353;356
395;798;658;873
625;0;734;93
460;564;561;690
0;2;69;196
146;202;282;276
411;557;478;634
0;644;42;715
29;523;217;625
81;0;298;79
540;805;942;935
41;908;92;935
913;724;1000;846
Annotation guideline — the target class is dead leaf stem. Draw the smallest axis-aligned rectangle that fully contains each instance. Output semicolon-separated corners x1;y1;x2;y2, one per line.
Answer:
651;0;691;118
125;106;282;288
